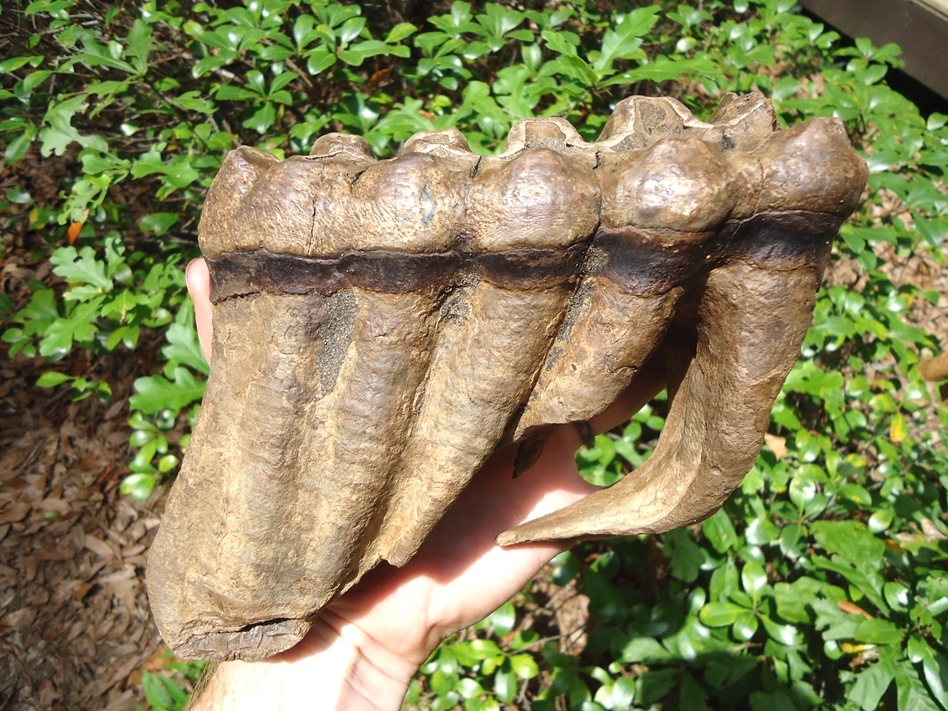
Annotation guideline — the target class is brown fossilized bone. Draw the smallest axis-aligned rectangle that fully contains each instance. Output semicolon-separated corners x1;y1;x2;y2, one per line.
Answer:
146;93;868;662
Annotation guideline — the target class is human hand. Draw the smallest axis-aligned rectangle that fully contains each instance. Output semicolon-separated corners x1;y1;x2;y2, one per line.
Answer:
184;257;664;710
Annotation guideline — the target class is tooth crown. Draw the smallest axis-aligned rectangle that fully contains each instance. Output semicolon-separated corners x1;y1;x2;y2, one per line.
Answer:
201;94;862;259
147;93;868;663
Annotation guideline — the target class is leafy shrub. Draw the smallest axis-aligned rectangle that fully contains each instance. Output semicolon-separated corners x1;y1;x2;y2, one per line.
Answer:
1;0;946;708
136;653;207;711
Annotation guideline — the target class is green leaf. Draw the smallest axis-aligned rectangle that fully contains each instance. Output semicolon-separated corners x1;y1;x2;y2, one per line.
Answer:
138;212;179;236
130;366;205;414
338;16;366;45
25;0;76;16
141;670;172;709
850;663;895;709
869;509;894;533
243;102;276;133
5;124;38;164
494;669;515;703
161;322;209;375
125;18;153;75
40;297;105;357
12;288;57;332
269;71;297;95
306;47;337;75
548;55;597;86
638;668;678;704
66;48;136;74
120;472;156;501
100;291;147;324
484;600;516;637
386;22;418;43
699;601;747;627
895;658;944;711
80;148;129;175
601;56;714;86
173;90;216;114
663;527;703;582
466;638;502;662
907;638;948;710
811;521;885;569
592;7;657;71
50;245;113;292
40;95;109;155
131;152;200;190
510;653;538;680
0;55;42;73
732;612;759;641
760;615;802;646
840;482;873;506
884;582;910;611
742;561;768;597
749;690;798;711
854;619;904;645
157;453;180;473
339;40;393;66
745;516;780;546
541;29;579;57
621;637;675;664
774;578;824;624
36;371;73;387
0;327;23;355
702;509;739;552
811;556;887;614
920;650;948;710
679;672;711;711
779;522;805;559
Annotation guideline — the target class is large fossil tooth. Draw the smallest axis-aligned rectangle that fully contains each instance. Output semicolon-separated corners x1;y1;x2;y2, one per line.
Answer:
146;94;868;662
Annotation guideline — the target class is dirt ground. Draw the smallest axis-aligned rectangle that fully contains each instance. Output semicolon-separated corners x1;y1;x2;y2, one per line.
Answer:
0;354;172;710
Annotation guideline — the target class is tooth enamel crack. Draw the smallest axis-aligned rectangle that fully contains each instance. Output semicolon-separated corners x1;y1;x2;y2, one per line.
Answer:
147;93;868;663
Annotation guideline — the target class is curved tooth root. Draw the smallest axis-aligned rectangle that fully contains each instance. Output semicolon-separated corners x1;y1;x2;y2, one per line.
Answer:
497;257;824;545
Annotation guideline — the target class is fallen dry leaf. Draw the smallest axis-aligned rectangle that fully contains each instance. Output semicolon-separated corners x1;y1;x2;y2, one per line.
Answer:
764;433;788;459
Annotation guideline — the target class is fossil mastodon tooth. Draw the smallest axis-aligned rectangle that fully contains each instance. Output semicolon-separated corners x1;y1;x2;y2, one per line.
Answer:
146;94;868;662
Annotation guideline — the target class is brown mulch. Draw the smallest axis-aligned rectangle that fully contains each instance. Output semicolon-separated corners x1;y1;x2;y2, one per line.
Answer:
0;360;168;710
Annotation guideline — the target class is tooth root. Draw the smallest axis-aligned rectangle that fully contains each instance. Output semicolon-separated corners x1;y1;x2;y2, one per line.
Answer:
513;277;679;439
509;134;732;449
148;292;344;661
147;287;443;661
301;287;444;570
497;256;823;545
377;280;574;566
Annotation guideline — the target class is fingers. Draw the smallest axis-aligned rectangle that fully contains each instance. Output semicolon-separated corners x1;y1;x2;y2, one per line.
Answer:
186;258;214;362
326;437;596;662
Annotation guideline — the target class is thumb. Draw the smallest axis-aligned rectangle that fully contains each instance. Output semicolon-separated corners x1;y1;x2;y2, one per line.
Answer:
186;258;214;363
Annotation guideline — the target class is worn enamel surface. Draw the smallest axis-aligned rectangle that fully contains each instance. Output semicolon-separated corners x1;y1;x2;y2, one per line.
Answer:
146;93;868;662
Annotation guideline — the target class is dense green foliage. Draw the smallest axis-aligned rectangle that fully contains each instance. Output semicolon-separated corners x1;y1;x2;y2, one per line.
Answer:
2;0;946;708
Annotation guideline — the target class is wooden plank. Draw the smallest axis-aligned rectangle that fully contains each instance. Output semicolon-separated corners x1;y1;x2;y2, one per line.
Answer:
917;0;948;17
799;0;948;99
